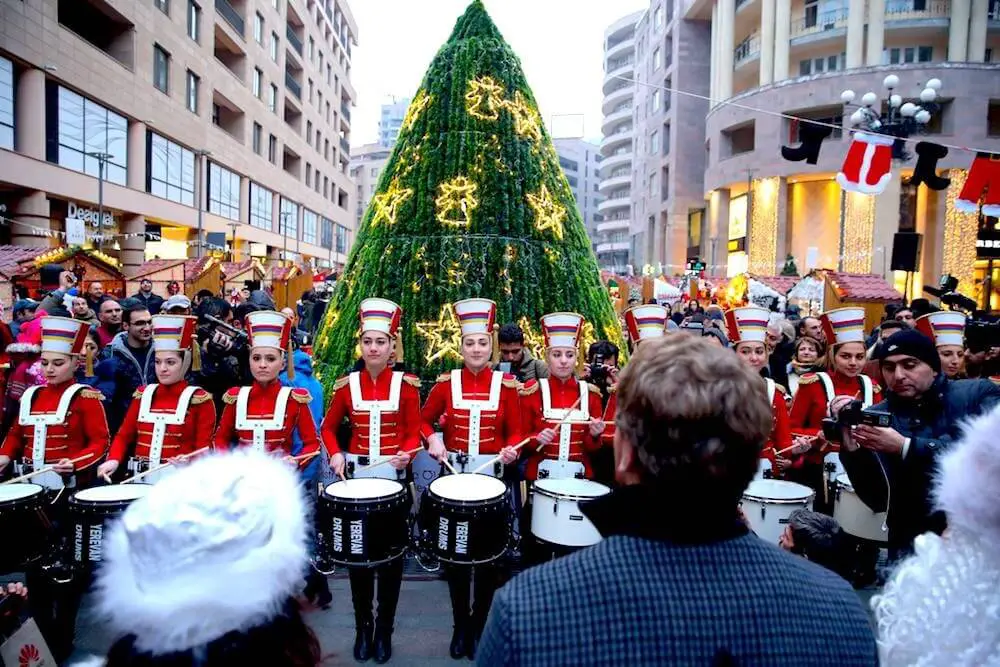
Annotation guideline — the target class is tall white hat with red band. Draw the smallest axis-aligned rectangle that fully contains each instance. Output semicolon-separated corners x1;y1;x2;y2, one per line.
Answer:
152;315;198;352
453;298;496;338
246;311;292;351
541;312;585;349
723;306;769;344
40;316;90;355
821;307;866;346
916;311;965;347
359;298;402;337
624;305;668;344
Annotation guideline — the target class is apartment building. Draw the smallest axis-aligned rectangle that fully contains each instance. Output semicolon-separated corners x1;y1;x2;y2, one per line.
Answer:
0;0;358;273
349;141;390;230
684;0;1000;303
378;96;410;148
553;137;605;254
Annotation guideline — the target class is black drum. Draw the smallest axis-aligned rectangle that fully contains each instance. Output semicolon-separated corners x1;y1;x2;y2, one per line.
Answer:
318;478;411;567
0;483;52;571
66;484;152;569
419;473;510;565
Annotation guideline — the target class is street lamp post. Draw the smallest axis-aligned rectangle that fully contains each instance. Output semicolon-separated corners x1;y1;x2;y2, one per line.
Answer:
86;151;113;251
196;150;211;258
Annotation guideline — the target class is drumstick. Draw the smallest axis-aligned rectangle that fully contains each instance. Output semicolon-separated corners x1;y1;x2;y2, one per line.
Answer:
470;397;583;475
353;446;423;474
291;451;321;463
2;453;94;485
120;447;210;484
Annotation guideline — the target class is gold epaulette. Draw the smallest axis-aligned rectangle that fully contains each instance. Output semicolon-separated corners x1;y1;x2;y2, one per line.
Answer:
502;377;520;390
190;389;212;405
775;383;788;395
518;382;539;397
332;376;350;391
80;388;104;400
222;390;239;405
436;373;451;384
798;373;819;385
291;388;312;404
133;388;144;399
403;374;422;388
608;384;617;394
587;383;602;395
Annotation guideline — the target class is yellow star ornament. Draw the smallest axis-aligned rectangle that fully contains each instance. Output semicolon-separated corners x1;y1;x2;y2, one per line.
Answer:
402;90;432;131
435;176;479;227
370;179;413;228
505;92;542;142
527;183;567;240
416;304;464;364
466;76;506;121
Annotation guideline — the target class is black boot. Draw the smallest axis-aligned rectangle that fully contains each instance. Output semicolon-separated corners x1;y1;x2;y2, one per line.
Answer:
449;623;467;660
467;629;480;661
354;621;374;662
373;626;393;664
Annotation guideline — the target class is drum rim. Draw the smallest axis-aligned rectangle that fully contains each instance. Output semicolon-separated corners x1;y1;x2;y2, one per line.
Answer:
532;483;611;502
324;478;406;502
71;484;153;504
429;473;506;502
741;491;815;504
834;473;855;492
327;547;407;568
0;483;46;503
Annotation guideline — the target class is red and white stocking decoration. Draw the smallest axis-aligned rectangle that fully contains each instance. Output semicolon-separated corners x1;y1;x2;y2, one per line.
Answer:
836;132;895;195
955;152;1000;217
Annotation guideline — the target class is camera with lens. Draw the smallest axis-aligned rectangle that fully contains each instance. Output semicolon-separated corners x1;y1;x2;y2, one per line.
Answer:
821;400;892;442
589;353;608;386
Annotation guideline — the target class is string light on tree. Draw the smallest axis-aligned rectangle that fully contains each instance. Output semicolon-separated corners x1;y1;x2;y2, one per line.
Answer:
504;91;543;142
370;179;414;228
466;76;506;121
416;303;464;364
435;176;480;227
402;90;432;131
527;183;567;239
447;261;467;285
518;316;545;360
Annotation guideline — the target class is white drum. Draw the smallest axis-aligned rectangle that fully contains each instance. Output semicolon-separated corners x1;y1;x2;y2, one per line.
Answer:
14;461;68;491
447;452;503;478
753;458;773;481
537;459;585;480
741;479;814;544
531;478;610;548
834;473;888;543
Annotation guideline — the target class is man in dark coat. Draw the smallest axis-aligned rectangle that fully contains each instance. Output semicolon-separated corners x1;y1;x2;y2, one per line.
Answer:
131;278;164;315
96;304;157;433
478;335;877;667
836;328;1000;555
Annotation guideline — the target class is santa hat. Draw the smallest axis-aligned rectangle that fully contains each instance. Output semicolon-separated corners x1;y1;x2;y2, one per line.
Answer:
246;310;295;378
152;314;201;372
541;312;585;350
820;307;866;347
872;405;1000;666
359;298;404;362
915;311;965;348
723;306;769;345
92;449;308;656
624;305;669;345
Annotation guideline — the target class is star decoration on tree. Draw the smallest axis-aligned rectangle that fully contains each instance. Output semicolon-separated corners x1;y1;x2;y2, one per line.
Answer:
416;303;464;364
518;316;546;360
435;176;479;227
466;76;506;121
370;179;414;228
528;184;567;240
402;90;432;131
504;91;542;142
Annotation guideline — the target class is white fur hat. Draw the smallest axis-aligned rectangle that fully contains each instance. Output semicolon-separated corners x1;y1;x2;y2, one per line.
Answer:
872;404;1000;666
92;449;309;655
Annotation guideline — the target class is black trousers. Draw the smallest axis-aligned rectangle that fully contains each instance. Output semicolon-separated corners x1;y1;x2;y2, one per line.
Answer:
25;562;88;663
348;559;404;630
444;563;504;635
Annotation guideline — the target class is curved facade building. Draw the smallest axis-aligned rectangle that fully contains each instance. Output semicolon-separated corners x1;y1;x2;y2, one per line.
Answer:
684;0;1000;305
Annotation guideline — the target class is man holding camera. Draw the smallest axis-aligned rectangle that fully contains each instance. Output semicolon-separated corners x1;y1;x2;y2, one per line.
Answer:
835;328;1000;556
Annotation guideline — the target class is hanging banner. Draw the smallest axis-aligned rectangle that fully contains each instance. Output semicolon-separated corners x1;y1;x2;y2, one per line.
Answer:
66;217;86;245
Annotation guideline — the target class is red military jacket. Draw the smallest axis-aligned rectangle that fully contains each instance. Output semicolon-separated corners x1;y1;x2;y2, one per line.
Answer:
601;388;618;447
321;369;422;457
520;376;605;480
789;370;882;463
420;367;522;455
761;378;793;472
108;382;217;464
0;381;108;472
214;381;320;461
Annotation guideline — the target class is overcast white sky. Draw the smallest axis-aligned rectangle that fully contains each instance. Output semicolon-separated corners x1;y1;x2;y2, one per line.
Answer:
350;0;649;146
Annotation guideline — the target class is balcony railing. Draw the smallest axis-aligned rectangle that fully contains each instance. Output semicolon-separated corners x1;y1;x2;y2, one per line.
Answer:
285;71;302;99
286;25;303;55
215;0;245;36
790;9;849;37
340;136;350;154
341;102;351;121
734;34;761;65
606;57;635;72
885;0;950;19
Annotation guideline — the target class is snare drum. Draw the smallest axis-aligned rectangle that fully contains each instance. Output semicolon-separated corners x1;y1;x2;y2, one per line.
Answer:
419;474;510;565
447;452;503;478
67;484;152;569
531;478;610;548
0;483;51;571
13;460;69;491
753;458;774;481
833;473;888;543
741;479;814;544
318;478;411;567
536;459;585;480
127;457;177;485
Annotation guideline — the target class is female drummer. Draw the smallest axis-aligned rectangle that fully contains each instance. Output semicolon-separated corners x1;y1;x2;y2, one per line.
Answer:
789;307;882;506
723;307;798;477
915;311;967;379
98;314;215;482
320;298;422;664
420;298;521;661
0;316;109;663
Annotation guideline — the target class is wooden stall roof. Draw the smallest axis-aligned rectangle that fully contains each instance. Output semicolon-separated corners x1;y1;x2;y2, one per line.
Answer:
750;274;799;295
184;256;214;277
0;245;47;280
0;245;123;279
824;272;903;302
221;259;264;278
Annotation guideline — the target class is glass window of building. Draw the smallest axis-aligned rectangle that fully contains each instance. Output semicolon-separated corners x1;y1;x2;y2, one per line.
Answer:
268;83;278;113
187;1;200;41
49;84;128;185
654;6;663;29
253;68;262;98
0;56;13;150
321;217;334;249
268;134;277;163
249;182;274;230
148;132;195;206
186;71;199;113
155;0;169;14
303;208;318;245
271;32;279;61
279;198;299;236
652;89;661;112
254;13;264;44
653;47;661;71
336;224;347;253
252;122;262;154
153;45;170;93
208;162;240;220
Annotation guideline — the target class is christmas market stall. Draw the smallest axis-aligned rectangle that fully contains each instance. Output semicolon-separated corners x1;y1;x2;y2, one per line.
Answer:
126;256;221;299
0;245;126;304
221;259;266;297
786;271;826;316
822;271;904;331
267;262;314;311
747;274;799;312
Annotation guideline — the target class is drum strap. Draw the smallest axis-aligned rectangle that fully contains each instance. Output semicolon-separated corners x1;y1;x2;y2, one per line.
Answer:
858;375;874;407
764;378;776;406
19;384;85;468
451;370;502;456
540;380;590;462
235;386;292;452
817;372;836;405
348;371;403;460
138;384;199;468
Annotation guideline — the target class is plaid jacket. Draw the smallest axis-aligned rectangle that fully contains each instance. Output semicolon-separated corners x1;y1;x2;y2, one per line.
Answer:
478;486;877;666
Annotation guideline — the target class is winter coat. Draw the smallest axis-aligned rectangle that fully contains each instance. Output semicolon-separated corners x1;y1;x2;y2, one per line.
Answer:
73;309;99;326
840;374;1000;552
98;332;157;432
280;349;330;485
131;291;165;315
509;347;549;383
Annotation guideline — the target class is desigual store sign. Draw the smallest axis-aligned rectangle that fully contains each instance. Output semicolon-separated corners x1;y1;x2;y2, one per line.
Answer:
66;201;117;229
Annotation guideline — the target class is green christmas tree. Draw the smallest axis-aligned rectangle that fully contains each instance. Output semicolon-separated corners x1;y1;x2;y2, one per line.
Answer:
313;0;625;394
780;254;799;277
